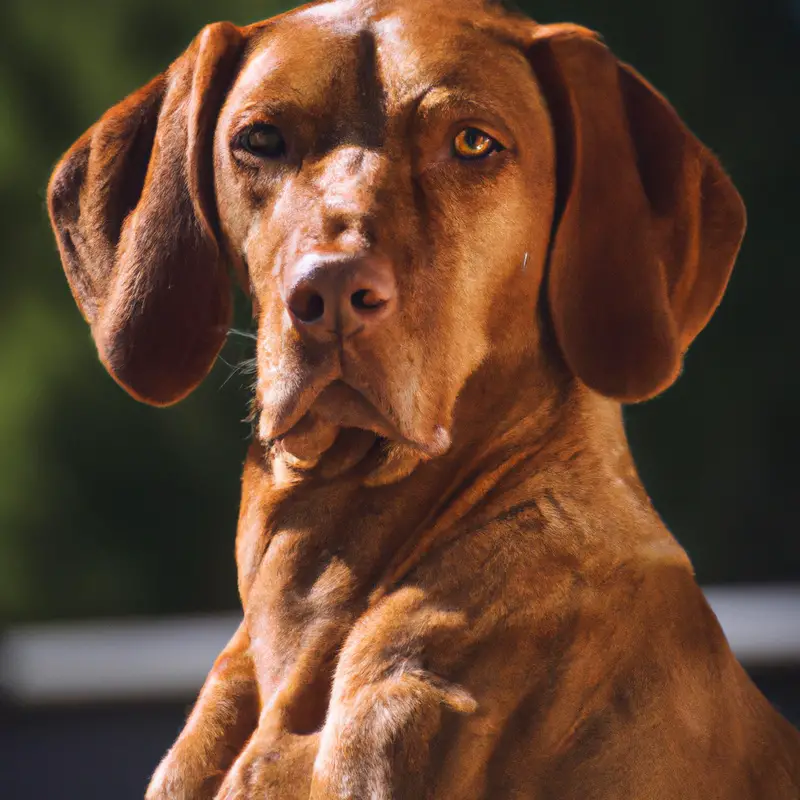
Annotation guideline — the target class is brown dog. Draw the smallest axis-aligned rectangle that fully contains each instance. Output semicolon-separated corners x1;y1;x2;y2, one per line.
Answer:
48;0;800;797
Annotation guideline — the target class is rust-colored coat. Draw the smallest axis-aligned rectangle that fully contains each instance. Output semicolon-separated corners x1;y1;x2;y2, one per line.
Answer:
48;1;800;798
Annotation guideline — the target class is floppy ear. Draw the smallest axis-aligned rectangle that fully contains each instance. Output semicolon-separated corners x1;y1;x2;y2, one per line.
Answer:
527;24;746;402
48;22;246;405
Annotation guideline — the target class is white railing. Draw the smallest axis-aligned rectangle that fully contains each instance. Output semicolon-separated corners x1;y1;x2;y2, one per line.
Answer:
1;585;798;705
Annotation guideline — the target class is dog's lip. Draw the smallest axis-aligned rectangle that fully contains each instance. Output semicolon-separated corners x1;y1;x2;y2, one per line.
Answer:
258;358;340;442
261;374;450;458
312;381;417;449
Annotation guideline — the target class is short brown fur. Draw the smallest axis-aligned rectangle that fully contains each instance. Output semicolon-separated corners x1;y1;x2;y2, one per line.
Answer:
48;1;799;797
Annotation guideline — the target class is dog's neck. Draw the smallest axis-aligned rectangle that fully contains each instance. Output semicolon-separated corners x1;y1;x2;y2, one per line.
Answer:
236;343;659;600
235;344;684;728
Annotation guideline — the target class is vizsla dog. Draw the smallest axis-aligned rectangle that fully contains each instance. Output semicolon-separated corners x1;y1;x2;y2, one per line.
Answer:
48;0;800;797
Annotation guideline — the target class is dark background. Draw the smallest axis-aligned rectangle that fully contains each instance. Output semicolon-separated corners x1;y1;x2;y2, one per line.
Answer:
0;0;798;796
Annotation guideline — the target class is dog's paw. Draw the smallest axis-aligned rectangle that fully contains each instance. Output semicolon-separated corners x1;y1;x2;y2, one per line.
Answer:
214;750;281;800
214;733;317;800
146;748;224;800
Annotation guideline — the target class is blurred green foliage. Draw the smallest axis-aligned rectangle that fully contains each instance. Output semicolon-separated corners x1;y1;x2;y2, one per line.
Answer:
1;0;798;624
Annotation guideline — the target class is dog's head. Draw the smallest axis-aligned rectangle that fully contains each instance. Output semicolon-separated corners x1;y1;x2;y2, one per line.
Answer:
48;0;745;482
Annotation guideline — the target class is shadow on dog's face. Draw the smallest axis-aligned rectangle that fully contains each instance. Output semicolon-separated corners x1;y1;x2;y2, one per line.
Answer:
214;1;556;479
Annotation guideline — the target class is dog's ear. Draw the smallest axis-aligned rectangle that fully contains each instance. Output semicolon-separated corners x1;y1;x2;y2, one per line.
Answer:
527;24;746;402
48;22;246;405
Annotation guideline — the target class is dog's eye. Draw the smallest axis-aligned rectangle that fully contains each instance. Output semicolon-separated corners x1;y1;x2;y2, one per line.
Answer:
452;127;503;160
239;124;286;158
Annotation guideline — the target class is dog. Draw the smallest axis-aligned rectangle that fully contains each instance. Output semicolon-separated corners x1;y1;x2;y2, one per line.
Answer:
48;0;800;797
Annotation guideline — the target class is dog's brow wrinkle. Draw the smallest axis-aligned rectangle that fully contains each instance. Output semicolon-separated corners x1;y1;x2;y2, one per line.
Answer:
415;86;506;120
356;28;387;147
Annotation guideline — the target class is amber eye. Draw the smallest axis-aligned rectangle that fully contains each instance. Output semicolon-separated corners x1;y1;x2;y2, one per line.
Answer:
238;124;286;158
452;127;502;160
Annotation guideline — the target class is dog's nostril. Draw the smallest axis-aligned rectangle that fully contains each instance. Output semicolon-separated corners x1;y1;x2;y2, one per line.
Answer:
351;289;386;312
290;289;325;323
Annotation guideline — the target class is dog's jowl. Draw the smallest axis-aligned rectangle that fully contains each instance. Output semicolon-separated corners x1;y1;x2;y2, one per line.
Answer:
48;1;800;798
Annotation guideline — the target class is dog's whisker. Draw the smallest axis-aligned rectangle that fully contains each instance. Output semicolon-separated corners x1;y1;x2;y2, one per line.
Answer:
227;328;258;340
218;355;259;389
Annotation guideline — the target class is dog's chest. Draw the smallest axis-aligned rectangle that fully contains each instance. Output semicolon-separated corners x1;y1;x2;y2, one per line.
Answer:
237;476;418;724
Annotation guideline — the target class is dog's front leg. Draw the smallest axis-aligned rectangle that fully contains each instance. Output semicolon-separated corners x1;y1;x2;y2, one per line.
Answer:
146;622;259;800
214;669;469;800
310;588;478;800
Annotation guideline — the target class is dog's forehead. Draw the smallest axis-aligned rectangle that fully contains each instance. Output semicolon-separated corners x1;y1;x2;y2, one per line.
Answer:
287;0;521;27
235;0;534;113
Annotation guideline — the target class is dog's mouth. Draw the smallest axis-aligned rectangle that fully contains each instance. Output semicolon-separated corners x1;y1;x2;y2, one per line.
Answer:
258;370;451;479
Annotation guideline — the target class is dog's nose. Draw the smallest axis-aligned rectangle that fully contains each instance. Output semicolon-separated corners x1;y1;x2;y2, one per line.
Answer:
284;253;396;339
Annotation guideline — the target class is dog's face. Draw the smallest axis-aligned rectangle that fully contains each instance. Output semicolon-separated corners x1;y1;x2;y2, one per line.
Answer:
214;0;555;469
48;0;745;483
